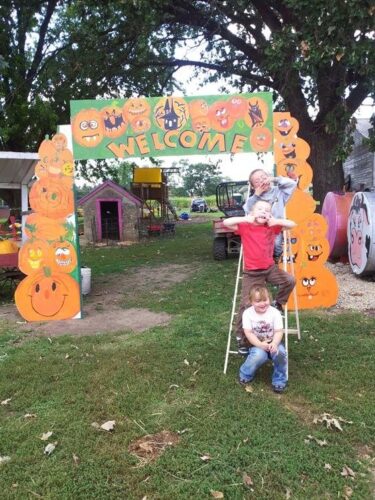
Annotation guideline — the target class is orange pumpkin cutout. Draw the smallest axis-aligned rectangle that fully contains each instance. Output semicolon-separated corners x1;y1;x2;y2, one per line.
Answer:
48;240;77;273
123;97;151;124
72;108;104;148
188;99;209;119
296;214;330;267
101;106;127;138
288;264;338;310
29;178;74;218
274;116;299;138
24;213;67;241
52;133;68;152
274;137;311;163
276;158;313;190
286;189;317;224
19;239;51;275
279;226;302;274
250;127;273;152
207;101;234;132
15;269;80;321
244;97;269;128
35;161;48;179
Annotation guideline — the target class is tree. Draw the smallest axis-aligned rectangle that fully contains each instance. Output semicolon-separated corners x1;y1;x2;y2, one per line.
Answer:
179;160;224;196
139;0;374;207
0;0;176;152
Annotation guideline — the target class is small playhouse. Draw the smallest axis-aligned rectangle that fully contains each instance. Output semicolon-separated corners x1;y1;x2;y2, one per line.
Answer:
78;179;142;244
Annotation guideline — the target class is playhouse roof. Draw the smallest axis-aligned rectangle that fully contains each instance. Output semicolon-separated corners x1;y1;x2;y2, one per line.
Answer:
78;179;142;207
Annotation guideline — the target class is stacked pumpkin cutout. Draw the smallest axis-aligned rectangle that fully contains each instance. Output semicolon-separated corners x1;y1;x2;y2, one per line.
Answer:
15;133;81;321
273;113;338;310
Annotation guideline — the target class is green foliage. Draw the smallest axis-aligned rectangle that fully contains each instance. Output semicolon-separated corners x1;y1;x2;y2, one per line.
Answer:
0;221;374;497
175;160;224;196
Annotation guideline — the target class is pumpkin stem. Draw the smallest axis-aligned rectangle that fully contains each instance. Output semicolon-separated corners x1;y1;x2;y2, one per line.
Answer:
43;266;52;277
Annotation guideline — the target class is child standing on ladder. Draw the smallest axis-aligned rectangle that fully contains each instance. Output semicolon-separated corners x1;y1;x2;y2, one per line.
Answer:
239;285;287;393
243;169;297;259
223;200;296;355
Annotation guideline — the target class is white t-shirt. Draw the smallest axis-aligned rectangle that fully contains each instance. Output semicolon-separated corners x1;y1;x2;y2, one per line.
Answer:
242;306;283;342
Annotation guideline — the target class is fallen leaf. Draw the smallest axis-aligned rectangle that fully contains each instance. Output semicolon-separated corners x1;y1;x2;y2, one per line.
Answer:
200;453;211;461
0;456;11;464
210;491;224;498
324;463;332;471
305;435;328;446
100;420;116;431
1;398;11;406
244;385;254;393
40;431;53;441
24;413;37;419
65;354;70;359
72;453;80;465
313;413;353;431
177;428;190;435
242;472;253;487
343;485;353;498
169;384;179;389
91;422;100;429
44;442;57;455
285;488;292;499
341;465;355;478
183;359;190;366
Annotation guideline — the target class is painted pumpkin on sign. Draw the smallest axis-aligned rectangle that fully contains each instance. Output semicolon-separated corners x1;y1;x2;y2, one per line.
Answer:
72;108;104;148
191;115;211;133
29;178;74;218
48;240;77;273
228;96;248;119
123;98;151;124
18;239;50;275
244;97;269;128
188;99;209;119
101;106;127;138
24;213;67;241
207;101;234;132
15;268;80;321
249;127;272;152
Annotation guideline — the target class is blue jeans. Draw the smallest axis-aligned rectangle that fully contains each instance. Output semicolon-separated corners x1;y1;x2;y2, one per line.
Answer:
239;344;288;387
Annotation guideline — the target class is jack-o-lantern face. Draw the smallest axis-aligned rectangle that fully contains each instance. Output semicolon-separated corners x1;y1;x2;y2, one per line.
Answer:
250;127;272;152
123;98;151;124
154;97;189;131
15;270;80;321
275;117;299;137
191;115;211;133
289;265;338;309
208;101;234;131
29;178;74;218
49;240;77;273
244;98;269;128
19;239;51;275
279;227;301;272
188;99;209;119
130;116;151;133
101;106;127;138
276;159;313;189
228;96;247;119
304;241;329;265
72;109;104;148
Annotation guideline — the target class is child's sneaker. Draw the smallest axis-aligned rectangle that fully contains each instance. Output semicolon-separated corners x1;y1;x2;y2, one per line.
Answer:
238;346;249;356
272;385;286;394
236;336;250;356
238;377;251;386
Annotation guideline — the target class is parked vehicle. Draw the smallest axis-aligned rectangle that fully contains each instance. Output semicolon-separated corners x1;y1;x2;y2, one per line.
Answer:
191;198;208;213
213;181;249;260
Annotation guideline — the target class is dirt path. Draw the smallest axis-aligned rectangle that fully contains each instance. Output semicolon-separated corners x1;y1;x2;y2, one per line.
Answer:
0;263;196;337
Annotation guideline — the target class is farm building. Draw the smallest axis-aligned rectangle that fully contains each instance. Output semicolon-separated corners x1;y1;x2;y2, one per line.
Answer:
78;180;142;244
343;118;375;191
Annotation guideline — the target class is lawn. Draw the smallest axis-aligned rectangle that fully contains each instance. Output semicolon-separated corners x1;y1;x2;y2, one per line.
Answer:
0;220;374;499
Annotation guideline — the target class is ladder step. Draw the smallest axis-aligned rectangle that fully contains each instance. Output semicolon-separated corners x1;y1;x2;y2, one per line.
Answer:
283;328;299;334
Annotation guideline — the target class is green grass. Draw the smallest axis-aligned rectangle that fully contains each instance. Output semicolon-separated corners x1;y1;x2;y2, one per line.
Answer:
0;220;374;499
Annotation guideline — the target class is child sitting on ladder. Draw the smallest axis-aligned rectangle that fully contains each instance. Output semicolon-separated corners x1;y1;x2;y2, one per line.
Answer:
239;285;287;393
243;168;297;260
223;200;296;355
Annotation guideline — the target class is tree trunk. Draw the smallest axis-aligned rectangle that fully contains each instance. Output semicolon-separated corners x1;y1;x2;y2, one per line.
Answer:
297;127;345;213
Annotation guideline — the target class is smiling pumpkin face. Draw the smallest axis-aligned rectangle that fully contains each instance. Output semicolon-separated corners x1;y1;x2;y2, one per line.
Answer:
123;98;151;123
208;101;234;131
250;127;272;152
72;109;104;148
289;264;338;309
18;239;51;275
49;240;77;273
15;269;80;321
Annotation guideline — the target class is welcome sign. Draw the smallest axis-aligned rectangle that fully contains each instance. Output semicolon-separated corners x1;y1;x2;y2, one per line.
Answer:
70;92;273;160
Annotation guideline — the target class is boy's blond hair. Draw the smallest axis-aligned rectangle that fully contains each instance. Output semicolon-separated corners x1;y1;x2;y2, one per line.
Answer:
249;285;271;303
250;199;272;213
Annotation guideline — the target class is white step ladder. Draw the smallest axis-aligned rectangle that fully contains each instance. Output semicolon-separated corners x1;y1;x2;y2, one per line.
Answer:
223;229;301;376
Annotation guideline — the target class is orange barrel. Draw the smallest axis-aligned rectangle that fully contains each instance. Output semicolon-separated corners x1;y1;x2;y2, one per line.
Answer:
322;192;354;259
347;192;375;276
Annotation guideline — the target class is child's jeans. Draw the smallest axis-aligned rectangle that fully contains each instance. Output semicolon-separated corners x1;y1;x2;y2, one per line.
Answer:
239;344;288;388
